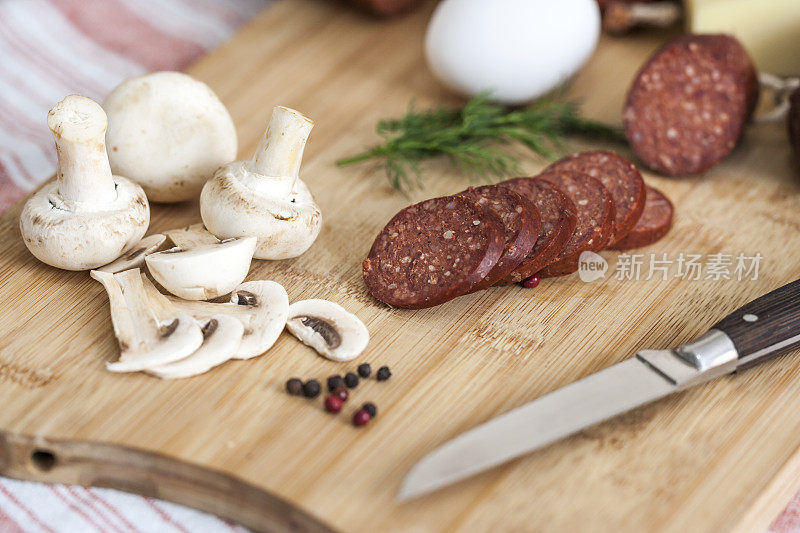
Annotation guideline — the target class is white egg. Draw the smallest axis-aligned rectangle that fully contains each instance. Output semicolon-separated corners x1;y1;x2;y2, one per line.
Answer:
425;0;601;105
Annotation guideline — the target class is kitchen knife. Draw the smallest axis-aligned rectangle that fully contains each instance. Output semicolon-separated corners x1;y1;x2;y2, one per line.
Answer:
399;279;800;500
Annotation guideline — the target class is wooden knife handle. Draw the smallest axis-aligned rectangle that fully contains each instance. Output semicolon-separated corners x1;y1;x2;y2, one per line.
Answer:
713;279;800;366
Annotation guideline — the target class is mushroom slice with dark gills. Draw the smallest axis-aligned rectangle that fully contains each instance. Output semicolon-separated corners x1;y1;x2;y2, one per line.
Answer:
147;314;244;379
91;268;203;372
285;300;369;362
144;277;290;360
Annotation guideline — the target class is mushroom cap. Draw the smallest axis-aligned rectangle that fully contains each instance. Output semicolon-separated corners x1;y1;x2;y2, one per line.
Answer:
285;299;369;362
20;176;149;270
200;161;322;260
104;71;237;203
145;236;257;300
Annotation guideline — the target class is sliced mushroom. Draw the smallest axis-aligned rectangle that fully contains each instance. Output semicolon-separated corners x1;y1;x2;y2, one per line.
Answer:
146;314;244;379
285;299;369;362
165;223;220;249
145;235;257;300
91;268;204;372
142;275;289;360
96;234;166;273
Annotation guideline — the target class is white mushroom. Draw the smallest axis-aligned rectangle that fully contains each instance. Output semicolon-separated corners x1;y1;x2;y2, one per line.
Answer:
19;95;149;270
285;299;369;362
146;224;256;300
146;314;244;379
200;106;322;260
97;234;166;274
104;72;237;202
91;268;203;373
142;276;289;359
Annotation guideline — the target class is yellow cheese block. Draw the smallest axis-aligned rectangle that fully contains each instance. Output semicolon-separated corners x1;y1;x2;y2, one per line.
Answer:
685;0;800;76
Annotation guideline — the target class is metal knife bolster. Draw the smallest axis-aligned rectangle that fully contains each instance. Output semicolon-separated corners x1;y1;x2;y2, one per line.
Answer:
637;330;739;390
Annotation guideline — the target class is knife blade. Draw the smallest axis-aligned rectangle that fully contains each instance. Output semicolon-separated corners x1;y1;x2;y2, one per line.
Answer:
399;279;800;500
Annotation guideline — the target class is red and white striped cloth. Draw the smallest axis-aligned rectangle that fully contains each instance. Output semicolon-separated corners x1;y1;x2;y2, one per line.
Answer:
1;0;799;531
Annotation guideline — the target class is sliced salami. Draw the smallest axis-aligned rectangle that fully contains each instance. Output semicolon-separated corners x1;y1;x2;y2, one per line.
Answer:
543;151;645;246
363;195;505;308
789;87;800;167
610;186;673;250
623;34;758;176
498;178;577;284
536;169;616;278
460;185;541;290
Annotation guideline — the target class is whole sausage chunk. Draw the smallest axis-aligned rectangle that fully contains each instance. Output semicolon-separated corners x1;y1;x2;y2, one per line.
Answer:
363;195;505;308
610;186;673;250
498;178;577;284
543;151;645;246
460;185;541;290
623;34;758;176
537;169;616;278
789;87;800;167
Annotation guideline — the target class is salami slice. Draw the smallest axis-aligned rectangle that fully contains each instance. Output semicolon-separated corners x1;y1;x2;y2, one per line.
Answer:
610;186;673;250
363;195;505;308
498;178;577;284
543;151;645;246
460;185;541;290
623;34;758;176
789;87;800;167
536;169;616;278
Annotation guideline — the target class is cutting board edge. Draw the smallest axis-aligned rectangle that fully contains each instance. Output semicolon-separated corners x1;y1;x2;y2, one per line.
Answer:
0;429;334;533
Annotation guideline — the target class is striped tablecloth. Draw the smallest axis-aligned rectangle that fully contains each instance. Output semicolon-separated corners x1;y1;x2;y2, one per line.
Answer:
0;0;798;531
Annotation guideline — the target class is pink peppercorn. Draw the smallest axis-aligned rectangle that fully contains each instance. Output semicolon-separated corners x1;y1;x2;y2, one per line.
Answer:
353;409;371;427
522;275;540;289
324;396;343;413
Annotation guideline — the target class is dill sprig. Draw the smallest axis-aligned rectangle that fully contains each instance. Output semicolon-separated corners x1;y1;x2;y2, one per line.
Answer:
336;94;625;192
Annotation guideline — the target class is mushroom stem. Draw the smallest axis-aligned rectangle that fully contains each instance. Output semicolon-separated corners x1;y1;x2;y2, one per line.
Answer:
603;1;682;34
250;106;314;188
48;95;117;208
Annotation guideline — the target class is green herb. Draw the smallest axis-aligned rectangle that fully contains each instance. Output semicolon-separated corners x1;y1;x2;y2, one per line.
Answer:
336;94;625;192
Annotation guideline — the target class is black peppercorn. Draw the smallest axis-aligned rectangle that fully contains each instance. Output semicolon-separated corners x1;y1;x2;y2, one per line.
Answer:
344;372;359;388
362;402;377;418
376;366;391;381
327;375;345;392
303;379;321;398
357;363;371;378
285;378;304;395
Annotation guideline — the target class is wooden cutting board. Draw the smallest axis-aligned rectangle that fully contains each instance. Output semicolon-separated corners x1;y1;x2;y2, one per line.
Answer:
1;1;800;531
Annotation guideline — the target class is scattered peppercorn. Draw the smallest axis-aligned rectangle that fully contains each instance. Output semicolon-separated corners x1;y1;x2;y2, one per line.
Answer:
303;379;321;398
353;409;371;427
362;402;377;418
522;274;540;289
344;372;359;388
285;378;304;395
376;366;392;381
333;386;349;402
327;375;345;392
357;363;371;378
324;396;343;413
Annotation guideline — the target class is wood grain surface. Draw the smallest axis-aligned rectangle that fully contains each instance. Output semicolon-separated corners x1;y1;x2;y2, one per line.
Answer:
1;1;800;531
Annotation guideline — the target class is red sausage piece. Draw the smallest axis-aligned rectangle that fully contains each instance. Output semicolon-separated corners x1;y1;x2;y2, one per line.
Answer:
537;169;616;278
498;177;578;284
543;151;646;246
460;185;541;291
610;186;673;250
363;195;505;308
623;34;758;176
